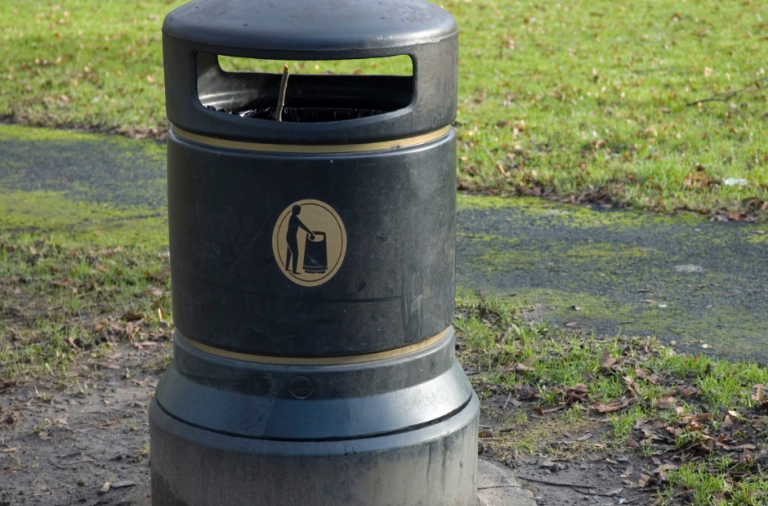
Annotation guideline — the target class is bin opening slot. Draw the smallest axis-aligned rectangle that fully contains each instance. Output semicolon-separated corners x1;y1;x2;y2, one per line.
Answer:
197;53;414;123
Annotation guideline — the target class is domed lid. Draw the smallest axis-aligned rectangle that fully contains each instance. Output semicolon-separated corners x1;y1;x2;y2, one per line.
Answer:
163;0;457;60
162;0;458;145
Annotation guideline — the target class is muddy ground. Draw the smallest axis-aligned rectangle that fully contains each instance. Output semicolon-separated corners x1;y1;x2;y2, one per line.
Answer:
0;340;167;506
0;338;663;506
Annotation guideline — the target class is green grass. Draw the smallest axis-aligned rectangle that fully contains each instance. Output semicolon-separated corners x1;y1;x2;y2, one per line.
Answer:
456;292;768;504
0;0;170;134
661;463;768;505
450;0;768;218
0;231;172;385
2;0;767;216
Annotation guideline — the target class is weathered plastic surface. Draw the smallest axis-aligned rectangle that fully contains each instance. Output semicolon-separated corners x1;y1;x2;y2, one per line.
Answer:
167;129;456;357
162;0;458;144
155;329;473;440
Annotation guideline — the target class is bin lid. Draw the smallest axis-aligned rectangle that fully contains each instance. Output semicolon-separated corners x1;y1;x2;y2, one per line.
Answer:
164;0;456;59
163;0;458;145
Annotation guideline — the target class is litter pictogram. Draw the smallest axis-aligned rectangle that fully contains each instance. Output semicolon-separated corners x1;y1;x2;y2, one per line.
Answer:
272;200;346;287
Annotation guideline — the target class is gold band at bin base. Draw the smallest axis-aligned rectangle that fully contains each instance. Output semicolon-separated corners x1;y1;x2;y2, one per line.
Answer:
180;328;450;365
171;125;451;154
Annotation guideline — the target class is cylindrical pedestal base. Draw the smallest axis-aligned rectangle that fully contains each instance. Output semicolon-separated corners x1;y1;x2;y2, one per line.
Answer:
149;393;479;506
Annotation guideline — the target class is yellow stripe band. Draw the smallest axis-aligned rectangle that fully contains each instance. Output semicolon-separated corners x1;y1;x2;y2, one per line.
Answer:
181;328;450;365
172;125;451;154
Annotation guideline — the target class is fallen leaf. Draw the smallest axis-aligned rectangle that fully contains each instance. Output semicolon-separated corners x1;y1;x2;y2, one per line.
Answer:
684;171;711;188
593;399;629;413
656;396;676;409
144;268;170;283
620;465;634;478
121;312;143;322
563;383;589;403
513;363;529;373
600;348;616;368
535;405;566;415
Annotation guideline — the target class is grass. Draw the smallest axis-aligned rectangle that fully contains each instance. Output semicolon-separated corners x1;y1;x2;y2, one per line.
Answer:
0;231;172;386
450;0;768;219
1;0;767;217
455;292;768;505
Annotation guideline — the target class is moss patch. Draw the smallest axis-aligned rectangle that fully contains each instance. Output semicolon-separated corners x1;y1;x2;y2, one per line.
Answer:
0;190;168;250
0;125;167;209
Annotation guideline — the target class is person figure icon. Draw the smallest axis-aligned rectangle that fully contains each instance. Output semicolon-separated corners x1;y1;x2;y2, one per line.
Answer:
285;205;314;274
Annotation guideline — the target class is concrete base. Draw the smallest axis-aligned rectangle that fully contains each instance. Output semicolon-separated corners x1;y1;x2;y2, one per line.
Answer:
124;455;535;506
477;460;536;506
150;394;480;506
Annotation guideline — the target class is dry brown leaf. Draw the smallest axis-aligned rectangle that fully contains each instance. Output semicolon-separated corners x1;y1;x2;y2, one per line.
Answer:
535;405;565;415
684;171;711;188
563;383;589;403
600;348;616;369
656;396;676;409
592;399;628;413
121;311;143;322
513;363;529;373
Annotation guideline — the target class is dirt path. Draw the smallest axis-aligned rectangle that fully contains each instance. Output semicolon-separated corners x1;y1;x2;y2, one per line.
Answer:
0;341;167;506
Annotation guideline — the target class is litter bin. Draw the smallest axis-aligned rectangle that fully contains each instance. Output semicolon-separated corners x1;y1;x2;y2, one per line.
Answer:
150;0;478;504
303;231;328;274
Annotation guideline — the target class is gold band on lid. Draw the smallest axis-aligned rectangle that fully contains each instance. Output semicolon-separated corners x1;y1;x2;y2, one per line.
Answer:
171;125;451;154
180;328;450;365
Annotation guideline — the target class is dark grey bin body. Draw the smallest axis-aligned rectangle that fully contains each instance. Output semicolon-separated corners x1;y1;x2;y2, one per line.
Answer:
151;0;477;504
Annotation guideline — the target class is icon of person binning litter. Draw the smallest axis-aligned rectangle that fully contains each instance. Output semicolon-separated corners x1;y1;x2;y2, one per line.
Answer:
273;199;345;286
285;205;314;274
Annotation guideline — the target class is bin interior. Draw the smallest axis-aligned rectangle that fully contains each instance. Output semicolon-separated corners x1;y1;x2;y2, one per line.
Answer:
197;53;414;123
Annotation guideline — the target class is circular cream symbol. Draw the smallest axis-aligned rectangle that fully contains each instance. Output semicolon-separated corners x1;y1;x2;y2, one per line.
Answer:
272;200;347;287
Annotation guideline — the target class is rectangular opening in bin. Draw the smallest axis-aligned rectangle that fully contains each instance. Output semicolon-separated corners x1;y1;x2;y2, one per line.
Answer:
197;53;414;123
